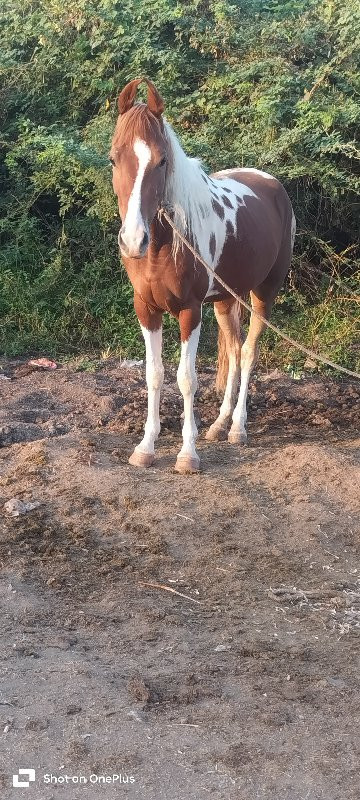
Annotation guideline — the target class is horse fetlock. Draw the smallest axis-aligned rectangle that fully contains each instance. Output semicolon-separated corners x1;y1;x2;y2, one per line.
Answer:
143;422;160;442
181;424;198;448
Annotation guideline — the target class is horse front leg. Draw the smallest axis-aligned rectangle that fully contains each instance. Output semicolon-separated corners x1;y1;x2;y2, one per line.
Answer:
129;303;163;468
175;308;201;474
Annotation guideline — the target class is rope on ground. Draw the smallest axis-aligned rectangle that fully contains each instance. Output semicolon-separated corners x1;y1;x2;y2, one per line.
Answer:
159;208;360;381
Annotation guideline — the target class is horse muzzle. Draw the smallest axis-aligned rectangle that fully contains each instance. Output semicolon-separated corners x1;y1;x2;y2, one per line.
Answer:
118;226;149;259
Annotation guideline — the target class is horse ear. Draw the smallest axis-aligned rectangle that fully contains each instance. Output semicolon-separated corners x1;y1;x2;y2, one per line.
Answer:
117;77;165;117
144;78;165;117
117;79;143;114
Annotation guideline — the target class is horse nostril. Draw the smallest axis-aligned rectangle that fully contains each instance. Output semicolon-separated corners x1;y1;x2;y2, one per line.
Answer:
141;231;149;250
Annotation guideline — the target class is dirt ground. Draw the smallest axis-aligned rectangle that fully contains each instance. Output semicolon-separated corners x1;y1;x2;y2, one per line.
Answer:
0;357;359;800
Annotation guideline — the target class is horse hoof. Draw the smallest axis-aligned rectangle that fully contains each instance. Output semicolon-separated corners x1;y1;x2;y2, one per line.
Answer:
205;424;227;442
128;450;155;468
174;455;200;474
228;430;247;445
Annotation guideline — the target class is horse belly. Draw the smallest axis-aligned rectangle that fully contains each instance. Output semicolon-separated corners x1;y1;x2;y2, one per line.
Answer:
214;206;280;296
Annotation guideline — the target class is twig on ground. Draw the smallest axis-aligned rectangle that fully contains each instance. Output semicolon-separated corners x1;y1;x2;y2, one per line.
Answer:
139;581;203;605
166;722;201;727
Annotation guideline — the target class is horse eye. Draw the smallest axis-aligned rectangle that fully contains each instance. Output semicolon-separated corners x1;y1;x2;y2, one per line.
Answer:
109;157;115;166
158;156;166;167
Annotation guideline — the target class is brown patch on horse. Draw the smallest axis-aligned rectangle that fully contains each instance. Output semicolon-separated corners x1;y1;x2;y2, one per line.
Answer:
212;198;225;220
222;195;233;208
118;77;164;117
215;181;293;297
179;307;202;342
209;232;216;259
134;293;163;332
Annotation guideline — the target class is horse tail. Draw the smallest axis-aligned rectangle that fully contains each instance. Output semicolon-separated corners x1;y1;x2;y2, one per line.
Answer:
215;300;244;395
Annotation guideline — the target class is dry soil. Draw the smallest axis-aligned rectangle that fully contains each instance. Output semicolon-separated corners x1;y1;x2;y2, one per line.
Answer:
0;358;359;800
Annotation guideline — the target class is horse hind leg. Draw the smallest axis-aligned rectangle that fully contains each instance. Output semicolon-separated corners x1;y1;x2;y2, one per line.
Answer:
206;299;243;441
228;291;271;445
228;208;295;445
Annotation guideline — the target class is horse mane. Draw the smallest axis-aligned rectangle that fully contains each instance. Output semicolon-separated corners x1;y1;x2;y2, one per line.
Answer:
163;121;212;259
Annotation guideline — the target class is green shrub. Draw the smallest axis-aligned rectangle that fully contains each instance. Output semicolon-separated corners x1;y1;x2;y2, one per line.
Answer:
0;0;359;371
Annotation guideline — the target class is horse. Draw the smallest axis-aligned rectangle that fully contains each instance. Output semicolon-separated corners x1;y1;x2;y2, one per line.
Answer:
110;78;296;474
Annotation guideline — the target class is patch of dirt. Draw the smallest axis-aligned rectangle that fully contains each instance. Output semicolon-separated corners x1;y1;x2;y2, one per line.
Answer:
0;358;359;799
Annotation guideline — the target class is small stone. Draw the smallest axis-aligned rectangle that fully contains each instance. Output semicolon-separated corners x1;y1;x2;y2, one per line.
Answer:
4;498;41;517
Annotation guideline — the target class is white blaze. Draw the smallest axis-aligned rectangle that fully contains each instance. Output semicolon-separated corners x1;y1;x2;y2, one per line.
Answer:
121;137;151;252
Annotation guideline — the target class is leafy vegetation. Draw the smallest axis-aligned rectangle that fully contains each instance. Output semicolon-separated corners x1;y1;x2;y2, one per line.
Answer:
0;0;359;370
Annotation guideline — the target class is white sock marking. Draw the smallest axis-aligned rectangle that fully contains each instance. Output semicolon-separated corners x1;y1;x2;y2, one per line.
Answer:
135;325;164;456
177;323;201;461
231;364;251;434
212;304;241;427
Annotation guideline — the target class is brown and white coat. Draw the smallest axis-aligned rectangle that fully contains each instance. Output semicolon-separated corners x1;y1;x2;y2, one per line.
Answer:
110;78;295;473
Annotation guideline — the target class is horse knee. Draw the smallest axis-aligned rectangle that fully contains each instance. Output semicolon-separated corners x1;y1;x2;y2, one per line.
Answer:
234;340;242;364
146;362;164;391
241;340;257;371
177;364;197;396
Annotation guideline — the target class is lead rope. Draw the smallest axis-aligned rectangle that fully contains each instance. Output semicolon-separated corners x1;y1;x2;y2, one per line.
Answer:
158;208;360;381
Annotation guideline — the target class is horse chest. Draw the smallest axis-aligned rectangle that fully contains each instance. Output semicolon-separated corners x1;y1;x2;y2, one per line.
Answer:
124;251;207;314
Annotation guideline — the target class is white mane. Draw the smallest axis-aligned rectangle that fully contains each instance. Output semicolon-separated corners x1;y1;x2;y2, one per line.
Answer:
163;121;213;258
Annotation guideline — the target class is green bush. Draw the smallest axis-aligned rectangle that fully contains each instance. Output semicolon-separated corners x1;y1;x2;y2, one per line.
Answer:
0;0;359;369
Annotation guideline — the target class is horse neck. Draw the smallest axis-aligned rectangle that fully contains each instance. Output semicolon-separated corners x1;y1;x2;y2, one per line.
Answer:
149;214;173;254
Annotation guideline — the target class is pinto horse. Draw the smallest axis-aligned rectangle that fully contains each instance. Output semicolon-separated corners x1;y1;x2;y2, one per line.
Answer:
110;78;295;474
